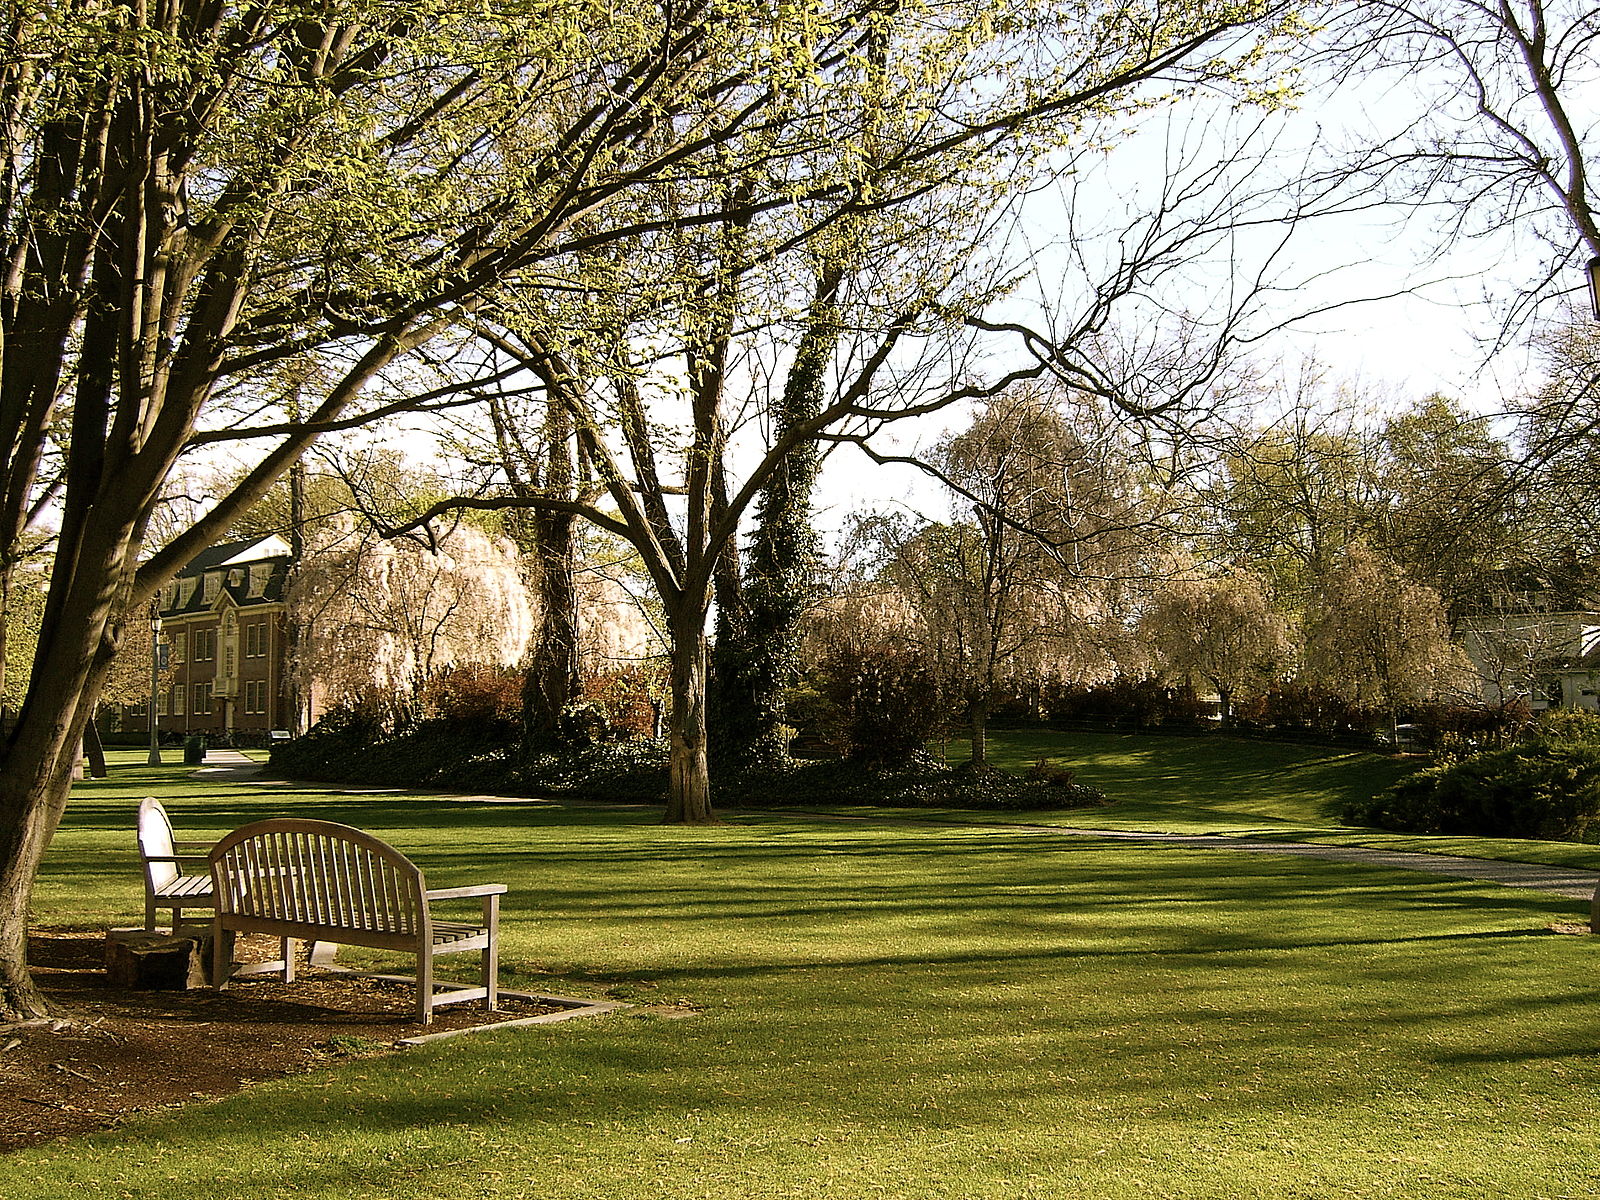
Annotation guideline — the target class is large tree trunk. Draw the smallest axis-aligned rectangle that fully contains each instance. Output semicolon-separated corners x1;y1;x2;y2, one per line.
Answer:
0;597;119;1019
0;728;84;1018
0;409;147;1019
664;614;716;825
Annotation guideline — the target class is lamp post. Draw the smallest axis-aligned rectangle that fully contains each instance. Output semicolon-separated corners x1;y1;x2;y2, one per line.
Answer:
1588;256;1600;322
147;599;163;766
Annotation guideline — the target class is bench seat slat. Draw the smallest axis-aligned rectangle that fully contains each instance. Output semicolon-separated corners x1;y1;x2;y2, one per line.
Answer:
156;876;214;900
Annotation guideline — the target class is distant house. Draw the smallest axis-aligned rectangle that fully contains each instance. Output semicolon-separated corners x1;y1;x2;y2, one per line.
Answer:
1457;576;1600;713
115;535;297;741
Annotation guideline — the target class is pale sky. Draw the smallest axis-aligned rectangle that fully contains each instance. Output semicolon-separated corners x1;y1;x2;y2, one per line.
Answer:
807;43;1592;531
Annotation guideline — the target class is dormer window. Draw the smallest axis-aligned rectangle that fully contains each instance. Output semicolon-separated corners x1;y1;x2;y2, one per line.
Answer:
203;573;220;603
247;564;270;597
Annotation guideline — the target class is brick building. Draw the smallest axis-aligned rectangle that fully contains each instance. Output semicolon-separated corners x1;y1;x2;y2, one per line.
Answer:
118;535;296;742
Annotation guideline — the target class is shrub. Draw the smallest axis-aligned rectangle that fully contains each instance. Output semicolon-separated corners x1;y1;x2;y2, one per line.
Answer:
512;739;669;802
1531;708;1600;746
1025;758;1077;786
1233;682;1375;736
1406;701;1531;753
269;702;515;787
783;683;841;756
812;646;948;767
1347;741;1600;841
1040;676;1208;728
270;705;380;778
724;754;1112;812
582;666;668;741
556;699;615;748
421;665;523;732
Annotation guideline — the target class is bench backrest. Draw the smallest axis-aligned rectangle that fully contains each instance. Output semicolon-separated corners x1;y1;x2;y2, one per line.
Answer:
137;797;180;890
210;818;426;937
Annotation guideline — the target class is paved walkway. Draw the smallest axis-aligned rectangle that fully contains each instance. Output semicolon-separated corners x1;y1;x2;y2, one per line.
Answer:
188;748;270;781
1029;825;1600;902
194;750;1600;903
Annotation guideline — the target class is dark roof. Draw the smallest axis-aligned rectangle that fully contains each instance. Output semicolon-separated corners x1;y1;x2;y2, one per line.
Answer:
171;536;288;579
161;536;292;618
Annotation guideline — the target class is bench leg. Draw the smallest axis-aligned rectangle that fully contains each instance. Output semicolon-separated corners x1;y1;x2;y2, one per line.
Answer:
212;921;229;991
281;937;295;983
417;949;434;1025
483;894;500;1012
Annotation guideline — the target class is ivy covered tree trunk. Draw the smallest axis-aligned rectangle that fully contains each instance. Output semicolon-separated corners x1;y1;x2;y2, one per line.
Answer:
967;700;990;769
709;266;842;766
488;395;584;749
521;505;581;747
709;526;754;759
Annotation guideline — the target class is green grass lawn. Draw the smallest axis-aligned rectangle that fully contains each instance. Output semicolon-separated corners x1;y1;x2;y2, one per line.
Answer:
919;728;1600;872
940;728;1418;828
9;752;1600;1197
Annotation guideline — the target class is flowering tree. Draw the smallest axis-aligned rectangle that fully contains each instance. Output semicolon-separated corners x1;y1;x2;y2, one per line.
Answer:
291;525;532;728
858;388;1163;766
1140;568;1294;718
1302;542;1469;740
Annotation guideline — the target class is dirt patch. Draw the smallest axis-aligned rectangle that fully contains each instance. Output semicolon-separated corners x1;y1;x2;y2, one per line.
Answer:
1;931;576;1153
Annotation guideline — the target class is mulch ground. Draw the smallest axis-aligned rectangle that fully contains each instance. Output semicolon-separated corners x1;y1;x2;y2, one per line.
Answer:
0;931;570;1153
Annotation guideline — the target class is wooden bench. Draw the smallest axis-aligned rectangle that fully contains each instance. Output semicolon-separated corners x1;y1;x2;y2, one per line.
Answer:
208;818;506;1024
137;797;215;931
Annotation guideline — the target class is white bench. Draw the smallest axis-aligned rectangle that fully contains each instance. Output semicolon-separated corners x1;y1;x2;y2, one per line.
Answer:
137;797;215;931
208;818;506;1024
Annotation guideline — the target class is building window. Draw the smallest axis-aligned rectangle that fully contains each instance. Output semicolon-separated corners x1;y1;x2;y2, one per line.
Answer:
202;573;220;603
244;679;268;715
247;565;270;598
193;682;213;715
173;684;185;716
193;628;216;662
169;632;185;665
245;622;269;658
156;689;168;716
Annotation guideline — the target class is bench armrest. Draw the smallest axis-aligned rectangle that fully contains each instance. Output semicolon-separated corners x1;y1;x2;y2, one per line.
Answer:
425;884;508;901
173;839;214;850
